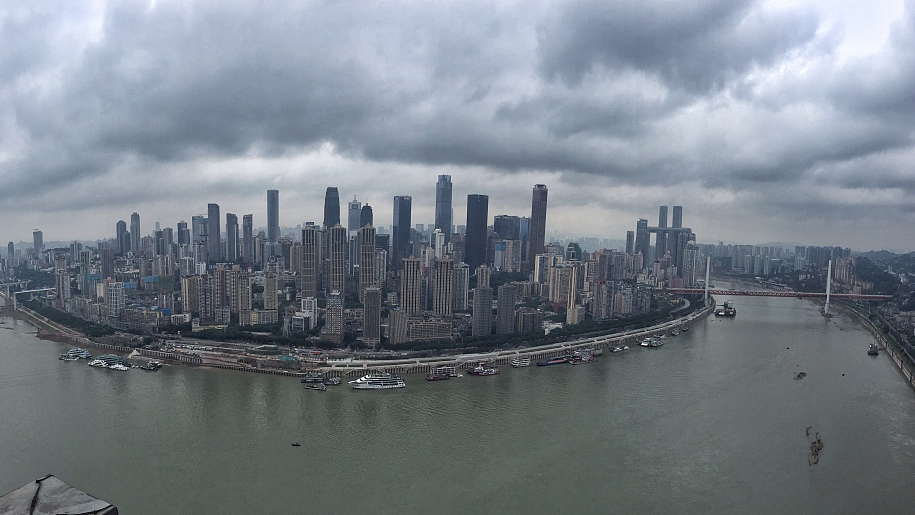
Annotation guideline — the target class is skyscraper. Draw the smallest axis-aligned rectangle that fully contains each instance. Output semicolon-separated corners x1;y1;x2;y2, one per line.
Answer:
472;286;493;337
32;230;43;257
392;196;412;271
625;231;635;254
672;205;683;229
242;214;254;263
347;196;362;234
657;206;669;258
452;262;470;311
435;175;453;244
324;187;341;228
267;189;279;242
465;194;489;271
433;257;454;316
115;220;128;254
327;225;347;293
363;287;382;348
635;218;649;269
497;283;518;334
177;221;189;246
358;225;376;302
207;204;221;262
528;184;548;270
400;257;422;314
493;215;521;240
301;223;318;298
130;212;141;253
360;204;373;228
226;213;239;261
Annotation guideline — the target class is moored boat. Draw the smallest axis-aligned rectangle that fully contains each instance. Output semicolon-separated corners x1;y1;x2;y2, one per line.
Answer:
537;355;570;366
323;377;342;386
511;356;531;368
467;363;499;376
425;372;450;381
868;343;879;356
349;371;406;389
304;383;327;391
301;371;326;383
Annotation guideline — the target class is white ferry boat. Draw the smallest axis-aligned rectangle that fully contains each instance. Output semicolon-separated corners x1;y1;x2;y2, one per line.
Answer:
511;356;531;367
349;371;406;390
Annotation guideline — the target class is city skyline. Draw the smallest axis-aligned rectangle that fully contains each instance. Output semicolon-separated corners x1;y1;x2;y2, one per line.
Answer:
1;2;914;251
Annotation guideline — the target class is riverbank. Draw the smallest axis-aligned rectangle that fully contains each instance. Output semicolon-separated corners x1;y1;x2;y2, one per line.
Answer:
830;302;915;392
2;299;715;379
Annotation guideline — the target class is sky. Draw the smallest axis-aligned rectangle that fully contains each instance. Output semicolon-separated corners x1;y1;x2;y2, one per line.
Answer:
1;0;914;252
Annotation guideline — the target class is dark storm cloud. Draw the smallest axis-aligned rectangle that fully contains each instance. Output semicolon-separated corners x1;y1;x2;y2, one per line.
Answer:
536;0;819;93
2;0;915;248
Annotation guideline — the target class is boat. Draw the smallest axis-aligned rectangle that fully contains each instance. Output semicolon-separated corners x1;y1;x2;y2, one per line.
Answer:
304;383;327;391
138;360;163;371
592;348;604;356
467;363;499;376
349;371;406;389
682;326;689;331
536;355;570;366
868;344;879;356
715;301;737;317
59;354;79;361
108;363;130;371
671;331;679;336
66;348;92;359
88;359;107;367
323;377;342;386
570;352;596;365
425;372;450;381
432;366;458;377
511;356;531;368
291;443;301;447
301;371;326;383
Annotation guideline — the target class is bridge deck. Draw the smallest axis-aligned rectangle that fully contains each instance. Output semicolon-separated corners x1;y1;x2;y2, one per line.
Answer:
666;288;891;300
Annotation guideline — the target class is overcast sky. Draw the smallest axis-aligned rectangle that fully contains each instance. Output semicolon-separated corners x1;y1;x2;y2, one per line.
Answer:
2;0;914;251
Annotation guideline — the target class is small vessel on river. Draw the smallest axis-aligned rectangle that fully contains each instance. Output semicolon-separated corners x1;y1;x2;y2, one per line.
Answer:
467;363;500;376
868;343;879;356
511;356;531;368
349;371;406;389
536;355;570;366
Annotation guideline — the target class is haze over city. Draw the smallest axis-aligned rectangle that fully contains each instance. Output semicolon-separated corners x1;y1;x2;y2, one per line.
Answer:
2;0;914;250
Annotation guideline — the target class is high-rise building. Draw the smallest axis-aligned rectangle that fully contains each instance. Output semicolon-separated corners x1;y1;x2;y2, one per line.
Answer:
435;175;453;245
264;266;278;311
432;229;446;259
472;286;493;337
347;196;362;234
400;257;422;314
528;184;548;270
324;187;341;228
324;290;343;344
476;264;491;288
363;287;382;348
358;225;376;302
496;283;518;334
226;213;239;261
107;281;125;319
267;189;279;242
360;204;373;228
465;194;489;270
301;223;318;298
207;203;221;262
54;256;70;306
177;221;189;246
452;262;470;311
392;196;412;271
672;205;683;229
657;206;669;258
242;214;254;263
116;220;128;254
634;218;649;269
130;212;141;253
626;231;634;254
327;225;347;293
433;257;454;316
493;215;521;240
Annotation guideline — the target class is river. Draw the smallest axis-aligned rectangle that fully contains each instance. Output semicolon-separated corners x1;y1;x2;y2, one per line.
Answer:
2;294;915;513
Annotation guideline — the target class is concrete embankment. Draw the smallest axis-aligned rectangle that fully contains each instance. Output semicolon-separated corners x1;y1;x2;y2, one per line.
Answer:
317;301;716;378
836;303;915;392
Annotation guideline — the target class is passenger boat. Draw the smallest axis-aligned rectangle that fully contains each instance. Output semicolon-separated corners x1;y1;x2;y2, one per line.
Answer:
304;383;327;391
511;356;531;368
467;363;499;376
349;371;406;389
425;372;450;381
432;366;458;377
323;377;342;386
59;354;79;361
301;371;326;383
536;355;570;366
868;344;879;356
66;348;92;359
138;360;163;371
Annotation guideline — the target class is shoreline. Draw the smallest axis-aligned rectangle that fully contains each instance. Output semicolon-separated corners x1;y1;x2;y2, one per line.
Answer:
3;300;715;379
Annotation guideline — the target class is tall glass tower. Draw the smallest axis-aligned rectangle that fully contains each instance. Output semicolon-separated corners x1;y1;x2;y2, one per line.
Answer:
392;196;412;272
465;194;489;271
435;175;453;244
527;184;548;270
207;203;221;262
324;187;341;229
267;189;279;242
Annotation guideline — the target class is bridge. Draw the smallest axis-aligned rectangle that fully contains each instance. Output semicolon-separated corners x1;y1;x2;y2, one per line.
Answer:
666;288;892;301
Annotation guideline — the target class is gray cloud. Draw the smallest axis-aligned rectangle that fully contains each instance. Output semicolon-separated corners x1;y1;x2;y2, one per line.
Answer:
1;0;914;250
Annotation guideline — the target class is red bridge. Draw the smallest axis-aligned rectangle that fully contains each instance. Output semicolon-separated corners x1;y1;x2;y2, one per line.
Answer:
666;288;891;301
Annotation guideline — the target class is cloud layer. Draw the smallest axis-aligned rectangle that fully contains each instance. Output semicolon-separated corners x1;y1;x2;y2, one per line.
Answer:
1;0;914;251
